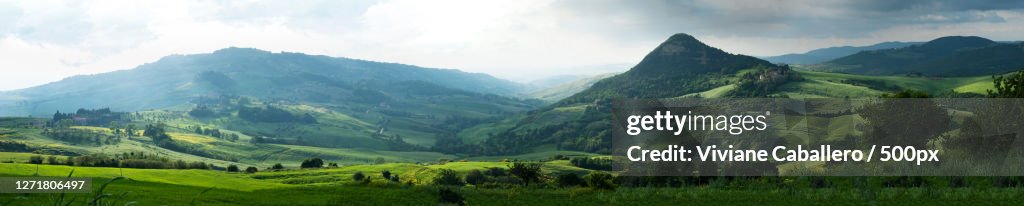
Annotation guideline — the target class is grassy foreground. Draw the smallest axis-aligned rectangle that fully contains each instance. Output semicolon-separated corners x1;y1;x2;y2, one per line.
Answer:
2;163;1023;205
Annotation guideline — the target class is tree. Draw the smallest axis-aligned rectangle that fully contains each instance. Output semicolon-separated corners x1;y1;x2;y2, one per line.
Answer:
556;173;585;187
353;171;366;182
245;166;258;173
300;158;324;168
464;169;486;185
433;169;464;186
437;187;466;206
508;162;542;186
47;156;59;165
226;165;239;172
29;155;43;164
271;163;285;170
584;172;616;190
381;170;392;180
988;70;1024;98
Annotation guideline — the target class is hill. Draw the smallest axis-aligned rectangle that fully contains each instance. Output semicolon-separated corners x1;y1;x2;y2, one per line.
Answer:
0;48;544;156
0;48;528;116
808;36;1024;76
763;42;918;65
526;73;618;103
454;33;797;155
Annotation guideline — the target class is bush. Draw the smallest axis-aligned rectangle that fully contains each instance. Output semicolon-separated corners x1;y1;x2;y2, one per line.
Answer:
381;170;392;180
483;167;506;177
271;163;285;170
300;158;324;168
464;169;486;185
47;156;59;165
508;162;542;186
584;172;616;190
433;169;464;186
226;165;239;172
556;173;585;187
245;166;258;173
437;187;466;206
28;155;43;164
353;171;366;182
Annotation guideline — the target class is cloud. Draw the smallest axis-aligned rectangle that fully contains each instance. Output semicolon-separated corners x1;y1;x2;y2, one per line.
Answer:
0;0;1023;90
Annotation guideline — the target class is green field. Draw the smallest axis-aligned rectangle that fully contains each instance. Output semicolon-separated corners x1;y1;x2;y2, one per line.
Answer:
2;163;1023;205
775;70;996;98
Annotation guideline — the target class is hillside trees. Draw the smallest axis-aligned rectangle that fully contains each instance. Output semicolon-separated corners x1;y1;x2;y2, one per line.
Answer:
300;158;324;168
238;106;316;123
988;70;1024;98
508;162;543;186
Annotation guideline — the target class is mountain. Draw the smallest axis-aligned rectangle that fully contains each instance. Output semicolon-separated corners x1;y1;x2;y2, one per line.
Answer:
0;48;543;150
0;48;528;116
763;42;918;65
450;33;796;155
526;73;618;103
809;36;1024;76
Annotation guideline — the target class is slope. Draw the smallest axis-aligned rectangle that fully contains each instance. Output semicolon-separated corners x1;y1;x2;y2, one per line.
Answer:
808;36;1024;76
763;42;918;65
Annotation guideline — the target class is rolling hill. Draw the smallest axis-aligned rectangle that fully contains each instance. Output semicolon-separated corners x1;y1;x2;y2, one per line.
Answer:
0;48;528;117
460;33;796;155
526;73;618;103
0;48;545;156
807;36;1024;76
763;41;918;65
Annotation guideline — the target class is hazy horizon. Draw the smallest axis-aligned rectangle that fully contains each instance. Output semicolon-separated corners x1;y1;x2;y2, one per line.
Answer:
2;0;1024;91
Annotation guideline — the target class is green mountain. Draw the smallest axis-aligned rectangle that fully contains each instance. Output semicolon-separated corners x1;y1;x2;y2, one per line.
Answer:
0;48;528;116
0;48;541;151
453;33;796;155
763;41;918;65
809;36;1024;76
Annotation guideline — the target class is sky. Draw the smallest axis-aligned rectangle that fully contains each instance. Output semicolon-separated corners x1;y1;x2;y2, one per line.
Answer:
1;0;1024;91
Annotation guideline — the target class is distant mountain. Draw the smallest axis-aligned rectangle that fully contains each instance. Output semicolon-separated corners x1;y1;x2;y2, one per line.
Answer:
459;33;795;155
0;48;528;116
763;42;918;64
810;36;1024;76
526;73;618;103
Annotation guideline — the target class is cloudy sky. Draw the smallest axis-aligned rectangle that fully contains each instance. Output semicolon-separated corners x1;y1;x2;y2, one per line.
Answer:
1;0;1023;91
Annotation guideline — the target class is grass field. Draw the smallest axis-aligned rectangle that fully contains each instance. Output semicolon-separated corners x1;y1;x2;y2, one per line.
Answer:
776;71;996;98
2;163;1023;205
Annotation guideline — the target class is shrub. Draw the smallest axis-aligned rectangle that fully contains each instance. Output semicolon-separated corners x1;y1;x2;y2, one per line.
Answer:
556;173;585;187
464;169;486;185
353;171;366;182
437;187;466;206
245;166;258;173
381;170;392;180
584;172;616;190
46;156;59;165
483;167;506;177
271;163;285;170
433;169;464;186
300;158;324;168
28;155;43;164
227;163;240;172
508;162;542;186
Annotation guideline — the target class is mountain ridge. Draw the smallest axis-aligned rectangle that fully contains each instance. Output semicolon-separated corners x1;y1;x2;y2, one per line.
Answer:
0;48;529;116
813;36;1024;76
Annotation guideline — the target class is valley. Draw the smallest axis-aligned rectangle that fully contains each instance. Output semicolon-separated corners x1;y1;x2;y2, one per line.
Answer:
1;33;1021;205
